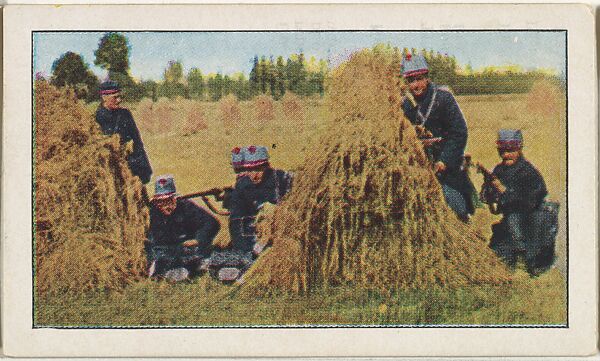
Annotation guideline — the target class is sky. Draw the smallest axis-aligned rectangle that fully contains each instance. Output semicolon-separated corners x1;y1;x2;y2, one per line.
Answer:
33;31;567;81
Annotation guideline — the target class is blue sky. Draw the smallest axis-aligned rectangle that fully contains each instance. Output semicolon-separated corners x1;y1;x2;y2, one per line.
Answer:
33;31;566;81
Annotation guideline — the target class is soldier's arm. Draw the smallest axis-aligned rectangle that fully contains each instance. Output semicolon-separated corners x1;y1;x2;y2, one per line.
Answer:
496;166;544;213
185;200;221;244
401;98;419;125
438;92;468;169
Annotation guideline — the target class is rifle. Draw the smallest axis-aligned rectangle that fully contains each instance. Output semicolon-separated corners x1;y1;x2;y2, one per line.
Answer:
179;186;232;201
179;186;233;216
473;162;504;214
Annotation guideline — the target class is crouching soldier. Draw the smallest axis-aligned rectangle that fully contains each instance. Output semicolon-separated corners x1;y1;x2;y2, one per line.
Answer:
227;145;293;255
479;130;559;276
206;145;293;282
147;175;220;282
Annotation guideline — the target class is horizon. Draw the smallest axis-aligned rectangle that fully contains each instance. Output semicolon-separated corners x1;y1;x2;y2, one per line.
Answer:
33;31;567;81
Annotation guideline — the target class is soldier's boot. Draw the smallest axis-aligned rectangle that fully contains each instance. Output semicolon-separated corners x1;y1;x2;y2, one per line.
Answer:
217;267;241;282
147;261;157;278
164;267;190;282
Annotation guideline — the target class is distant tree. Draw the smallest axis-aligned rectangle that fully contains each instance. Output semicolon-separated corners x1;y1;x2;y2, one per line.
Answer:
274;56;286;100
157;60;188;99
50;51;99;102
249;56;260;96
140;80;158;102
207;73;224;101
286;53;307;95
163;60;184;83
232;73;251;101
259;56;269;94
188;68;205;100
94;32;130;74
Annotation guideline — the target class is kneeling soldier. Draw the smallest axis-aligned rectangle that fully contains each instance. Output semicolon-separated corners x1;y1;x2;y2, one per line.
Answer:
147;175;220;281
480;130;558;276
226;145;293;255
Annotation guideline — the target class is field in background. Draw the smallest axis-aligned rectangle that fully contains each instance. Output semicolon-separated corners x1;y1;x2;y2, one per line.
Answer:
38;89;567;326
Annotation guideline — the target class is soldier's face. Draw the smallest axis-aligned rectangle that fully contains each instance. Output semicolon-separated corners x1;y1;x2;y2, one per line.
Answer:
498;148;521;165
248;169;265;184
406;74;429;98
153;196;177;216
103;93;122;110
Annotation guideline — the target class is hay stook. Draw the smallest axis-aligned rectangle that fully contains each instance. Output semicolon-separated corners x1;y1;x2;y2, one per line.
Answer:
244;47;510;293
35;80;149;296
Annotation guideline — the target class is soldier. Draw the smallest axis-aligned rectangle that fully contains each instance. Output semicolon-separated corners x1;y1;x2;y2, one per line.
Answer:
147;175;221;281
400;54;475;222
479;130;557;276
95;81;152;184
225;145;293;255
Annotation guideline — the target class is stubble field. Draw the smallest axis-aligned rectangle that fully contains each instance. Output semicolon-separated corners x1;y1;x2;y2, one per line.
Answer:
36;87;567;327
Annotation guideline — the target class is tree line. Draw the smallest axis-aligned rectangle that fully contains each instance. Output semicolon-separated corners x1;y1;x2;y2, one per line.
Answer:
46;32;562;103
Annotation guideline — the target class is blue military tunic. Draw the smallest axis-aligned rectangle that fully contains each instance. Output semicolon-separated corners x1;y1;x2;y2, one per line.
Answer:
491;157;548;214
401;82;475;218
224;168;293;252
484;157;553;273
148;198;220;274
95;107;153;184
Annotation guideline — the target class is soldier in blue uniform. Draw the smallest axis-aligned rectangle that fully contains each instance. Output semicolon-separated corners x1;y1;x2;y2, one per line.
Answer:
480;130;557;276
147;175;221;281
224;145;293;255
95;81;152;184
400;54;475;222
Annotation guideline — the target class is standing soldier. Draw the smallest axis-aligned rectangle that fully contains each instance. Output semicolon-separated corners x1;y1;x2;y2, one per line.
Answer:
479;130;557;276
400;54;475;222
95;81;152;184
147;175;221;281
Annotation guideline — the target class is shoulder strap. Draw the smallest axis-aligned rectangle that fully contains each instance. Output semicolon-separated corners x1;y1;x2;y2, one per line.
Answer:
416;87;438;126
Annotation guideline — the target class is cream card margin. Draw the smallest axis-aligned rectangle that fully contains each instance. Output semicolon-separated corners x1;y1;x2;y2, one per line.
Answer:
2;3;597;357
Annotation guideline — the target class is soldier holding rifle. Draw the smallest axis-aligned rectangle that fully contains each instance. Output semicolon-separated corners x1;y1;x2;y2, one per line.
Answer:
146;175;221;281
223;145;293;255
478;129;557;276
400;54;475;222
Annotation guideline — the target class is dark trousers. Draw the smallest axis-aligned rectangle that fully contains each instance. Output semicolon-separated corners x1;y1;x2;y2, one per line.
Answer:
229;217;257;253
491;205;554;274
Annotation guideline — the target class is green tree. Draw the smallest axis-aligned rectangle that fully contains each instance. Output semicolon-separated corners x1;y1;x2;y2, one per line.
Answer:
50;51;99;102
232;73;251;101
94;32;130;74
188;68;205;100
140;80;158;102
207;73;224;101
164;60;184;83
249;56;260;97
286;53;307;95
157;60;188;99
274;56;286;100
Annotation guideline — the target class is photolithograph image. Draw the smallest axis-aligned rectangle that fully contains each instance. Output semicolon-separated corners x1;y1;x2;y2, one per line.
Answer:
32;30;568;328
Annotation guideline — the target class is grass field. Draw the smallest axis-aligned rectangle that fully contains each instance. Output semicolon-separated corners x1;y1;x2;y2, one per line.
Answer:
37;90;567;327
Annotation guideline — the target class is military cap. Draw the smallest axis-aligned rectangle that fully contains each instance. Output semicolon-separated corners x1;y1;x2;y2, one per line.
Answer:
99;81;121;96
496;129;524;150
231;146;246;172
153;174;177;199
401;53;429;78
244;145;269;169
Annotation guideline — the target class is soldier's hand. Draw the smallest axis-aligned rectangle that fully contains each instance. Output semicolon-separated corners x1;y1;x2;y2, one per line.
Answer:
491;178;506;194
182;239;199;247
433;161;446;174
